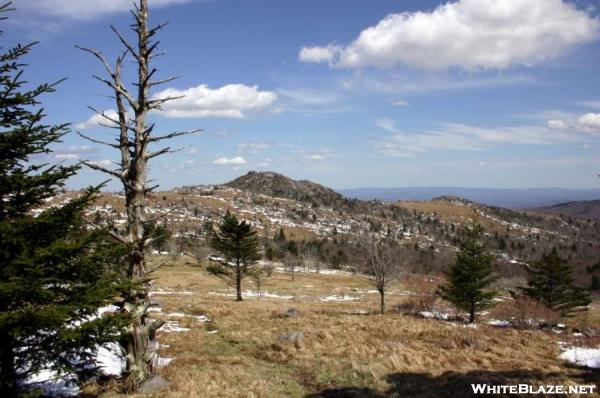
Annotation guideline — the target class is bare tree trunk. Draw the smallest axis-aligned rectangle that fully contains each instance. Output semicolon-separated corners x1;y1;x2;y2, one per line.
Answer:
78;0;196;389
236;263;243;301
379;291;385;315
469;301;476;323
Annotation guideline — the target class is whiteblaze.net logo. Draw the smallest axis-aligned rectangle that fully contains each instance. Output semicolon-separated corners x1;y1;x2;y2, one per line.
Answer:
471;384;597;395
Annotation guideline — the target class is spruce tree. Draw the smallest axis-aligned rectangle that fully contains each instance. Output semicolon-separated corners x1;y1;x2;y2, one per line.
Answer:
208;212;261;301
0;7;126;396
522;248;590;316
437;223;497;323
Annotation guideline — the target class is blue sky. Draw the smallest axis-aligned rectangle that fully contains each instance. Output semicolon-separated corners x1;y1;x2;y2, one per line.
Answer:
7;0;600;190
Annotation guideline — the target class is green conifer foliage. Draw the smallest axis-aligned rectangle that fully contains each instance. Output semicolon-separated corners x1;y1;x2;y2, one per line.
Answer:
522;248;591;317
208;212;261;301
438;223;498;323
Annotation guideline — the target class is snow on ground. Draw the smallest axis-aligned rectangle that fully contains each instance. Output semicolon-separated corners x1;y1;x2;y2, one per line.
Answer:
559;347;600;369
208;289;294;300
96;343;126;376
160;320;192;333
25;369;80;397
24;343;124;397
487;319;512;327
319;295;359;302
419;310;452;320
149;289;195;296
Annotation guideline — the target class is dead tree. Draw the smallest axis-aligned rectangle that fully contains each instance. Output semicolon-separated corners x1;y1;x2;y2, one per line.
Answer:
77;0;197;388
361;235;398;314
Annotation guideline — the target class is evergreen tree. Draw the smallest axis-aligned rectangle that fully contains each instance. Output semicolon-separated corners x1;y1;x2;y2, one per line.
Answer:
522;248;590;316
208;212;261;301
0;10;126;395
437;223;497;323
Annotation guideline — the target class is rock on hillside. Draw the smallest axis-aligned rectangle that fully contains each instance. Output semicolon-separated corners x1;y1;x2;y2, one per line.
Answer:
225;171;347;208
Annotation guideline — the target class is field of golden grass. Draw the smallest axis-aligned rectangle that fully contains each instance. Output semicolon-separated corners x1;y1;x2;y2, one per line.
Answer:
95;256;599;398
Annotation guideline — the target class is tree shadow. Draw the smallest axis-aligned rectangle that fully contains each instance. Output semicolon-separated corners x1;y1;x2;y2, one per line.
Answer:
306;368;598;398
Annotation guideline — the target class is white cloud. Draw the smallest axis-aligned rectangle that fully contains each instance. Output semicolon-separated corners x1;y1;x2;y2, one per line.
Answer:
575;100;600;110
374;120;585;157
392;100;409;107
154;84;277;119
278;89;341;106
75;110;120;130
54;153;79;160
186;147;198;155
547;119;568;130
19;0;197;20
306;153;326;161
577;113;600;131
88;159;113;167
300;0;600;70
52;145;98;160
298;44;341;64
238;142;273;153
375;118;399;134
212;156;247;165
296;150;332;162
257;158;273;167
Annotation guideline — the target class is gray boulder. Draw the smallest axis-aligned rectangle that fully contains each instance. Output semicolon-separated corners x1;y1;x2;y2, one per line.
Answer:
278;330;304;343
282;308;301;318
139;375;170;395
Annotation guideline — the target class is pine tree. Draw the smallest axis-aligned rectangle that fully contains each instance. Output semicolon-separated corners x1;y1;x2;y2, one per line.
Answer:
522;248;590;316
208;212;261;301
437;223;497;323
0;7;126;395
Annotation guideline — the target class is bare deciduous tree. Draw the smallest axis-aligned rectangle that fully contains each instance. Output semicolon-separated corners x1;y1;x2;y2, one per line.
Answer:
360;235;398;314
77;0;197;388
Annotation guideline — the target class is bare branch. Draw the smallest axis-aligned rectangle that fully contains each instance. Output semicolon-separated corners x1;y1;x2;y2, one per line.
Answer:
75;131;120;149
75;46;114;77
148;21;169;38
82;216;128;244
148;129;201;143
111;25;140;62
147;95;184;109
148;75;179;87
81;160;124;181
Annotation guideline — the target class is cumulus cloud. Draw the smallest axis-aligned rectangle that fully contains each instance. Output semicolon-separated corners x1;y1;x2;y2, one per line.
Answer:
298;44;341;64
547;119;568;130
75;110;121;130
577;113;600;131
212;156;247;165
19;0;197;20
153;84;277;119
300;0;600;70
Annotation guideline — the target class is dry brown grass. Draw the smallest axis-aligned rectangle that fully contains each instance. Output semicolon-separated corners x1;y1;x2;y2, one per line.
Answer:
100;258;600;398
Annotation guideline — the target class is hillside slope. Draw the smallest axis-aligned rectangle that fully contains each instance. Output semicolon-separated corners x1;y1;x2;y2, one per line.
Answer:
225;171;347;208
532;200;600;220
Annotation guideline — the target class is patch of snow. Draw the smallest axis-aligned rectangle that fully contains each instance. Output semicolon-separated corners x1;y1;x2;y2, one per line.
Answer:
96;343;125;376
419;310;451;320
320;295;359;302
559;347;600;369
25;370;80;397
487;319;511;327
160;320;191;333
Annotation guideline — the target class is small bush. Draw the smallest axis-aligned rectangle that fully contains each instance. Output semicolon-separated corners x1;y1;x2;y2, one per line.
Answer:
491;295;560;329
397;275;440;315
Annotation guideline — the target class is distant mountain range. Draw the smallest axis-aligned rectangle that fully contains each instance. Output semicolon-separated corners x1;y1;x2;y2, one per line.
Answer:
337;187;600;209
